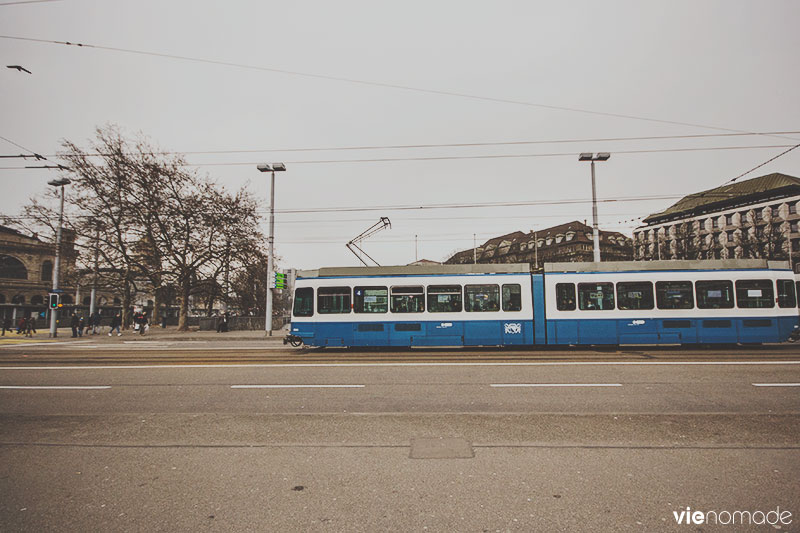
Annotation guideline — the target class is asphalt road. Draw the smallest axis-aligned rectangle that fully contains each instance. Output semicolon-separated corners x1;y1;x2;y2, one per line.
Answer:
1;344;799;531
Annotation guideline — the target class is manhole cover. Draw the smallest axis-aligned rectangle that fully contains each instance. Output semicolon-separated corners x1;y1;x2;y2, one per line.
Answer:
409;438;474;459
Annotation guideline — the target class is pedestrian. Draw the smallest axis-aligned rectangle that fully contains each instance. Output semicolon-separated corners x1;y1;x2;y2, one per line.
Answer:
16;317;25;335
91;311;102;334
138;312;148;335
26;316;36;336
108;313;122;336
78;315;85;337
70;312;79;338
216;312;229;333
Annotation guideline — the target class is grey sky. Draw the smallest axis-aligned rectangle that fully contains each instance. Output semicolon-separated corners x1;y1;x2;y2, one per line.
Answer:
1;0;798;269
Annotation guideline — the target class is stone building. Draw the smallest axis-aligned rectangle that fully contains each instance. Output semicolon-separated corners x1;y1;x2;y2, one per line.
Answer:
445;221;633;268
0;225;125;321
633;172;800;270
0;225;71;320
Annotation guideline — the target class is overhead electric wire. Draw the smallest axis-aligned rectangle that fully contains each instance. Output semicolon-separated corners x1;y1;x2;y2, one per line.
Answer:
3;142;793;171
188;143;798;167
1;34;798;141
26;131;800;158
0;0;62;6
724;142;800;184
0;191;728;225
0;135;45;159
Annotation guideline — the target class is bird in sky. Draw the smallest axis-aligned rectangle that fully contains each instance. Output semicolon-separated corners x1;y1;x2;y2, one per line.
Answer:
6;65;32;74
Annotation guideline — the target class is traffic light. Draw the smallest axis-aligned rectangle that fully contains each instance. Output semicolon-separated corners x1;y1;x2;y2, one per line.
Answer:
272;271;287;289
49;293;59;309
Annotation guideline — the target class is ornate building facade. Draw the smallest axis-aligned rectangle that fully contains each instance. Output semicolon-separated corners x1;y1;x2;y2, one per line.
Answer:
0;225;124;321
445;221;633;268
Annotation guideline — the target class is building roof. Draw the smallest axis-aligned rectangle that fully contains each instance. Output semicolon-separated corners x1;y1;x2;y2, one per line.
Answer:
0;225;42;243
299;263;531;278
545;258;791;273
643;172;800;224
446;220;630;263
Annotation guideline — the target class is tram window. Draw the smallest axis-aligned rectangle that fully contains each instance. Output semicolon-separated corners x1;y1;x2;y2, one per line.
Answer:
502;284;522;312
656;281;694;310
317;286;351;314
777;280;796;308
390;286;424;313
735;279;774;309
695;280;734;309
293;287;314;317
578;282;614;311
616;281;654;310
353;286;388;313
465;284;500;312
427;285;462;313
555;283;576;311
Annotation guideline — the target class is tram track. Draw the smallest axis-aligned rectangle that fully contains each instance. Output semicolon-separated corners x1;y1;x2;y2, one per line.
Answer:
1;347;799;366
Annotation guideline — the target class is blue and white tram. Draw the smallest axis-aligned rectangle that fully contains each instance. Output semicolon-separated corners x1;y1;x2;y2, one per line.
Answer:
286;260;799;347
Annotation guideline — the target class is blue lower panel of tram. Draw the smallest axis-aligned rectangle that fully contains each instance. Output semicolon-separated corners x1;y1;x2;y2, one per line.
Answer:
292;320;534;347
544;316;796;345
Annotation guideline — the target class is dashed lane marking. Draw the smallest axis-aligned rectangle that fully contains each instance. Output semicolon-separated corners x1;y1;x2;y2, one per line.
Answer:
491;383;622;387
0;385;111;390
231;384;365;389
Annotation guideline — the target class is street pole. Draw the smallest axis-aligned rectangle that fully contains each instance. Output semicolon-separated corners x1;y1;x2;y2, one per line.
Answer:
222;238;229;314
89;223;99;318
258;163;286;337
579;153;610;263
590;160;600;262
48;178;70;337
265;169;275;336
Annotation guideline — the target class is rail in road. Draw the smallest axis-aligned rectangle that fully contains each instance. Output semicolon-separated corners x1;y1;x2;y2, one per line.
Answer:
0;344;799;365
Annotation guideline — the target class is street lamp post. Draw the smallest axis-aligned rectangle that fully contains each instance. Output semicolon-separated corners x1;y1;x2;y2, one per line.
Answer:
47;177;71;337
578;153;611;262
257;162;286;336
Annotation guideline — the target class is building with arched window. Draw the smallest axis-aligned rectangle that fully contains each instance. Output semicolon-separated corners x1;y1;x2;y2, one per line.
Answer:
0;225;78;320
0;225;172;323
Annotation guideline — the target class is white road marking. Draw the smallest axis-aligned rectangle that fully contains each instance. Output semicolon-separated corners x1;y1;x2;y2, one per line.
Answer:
491;383;622;387
231;384;365;389
0;385;111;390
752;383;800;387
1;361;799;370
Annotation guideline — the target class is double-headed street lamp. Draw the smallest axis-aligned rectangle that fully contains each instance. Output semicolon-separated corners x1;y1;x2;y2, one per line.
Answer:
257;162;286;336
47;177;71;337
578;152;610;262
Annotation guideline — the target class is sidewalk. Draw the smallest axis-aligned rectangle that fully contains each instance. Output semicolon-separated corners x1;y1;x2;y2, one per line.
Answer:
0;326;287;344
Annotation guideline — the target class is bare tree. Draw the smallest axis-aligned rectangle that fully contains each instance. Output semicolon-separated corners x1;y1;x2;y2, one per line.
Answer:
672;222;699;260
16;125;265;331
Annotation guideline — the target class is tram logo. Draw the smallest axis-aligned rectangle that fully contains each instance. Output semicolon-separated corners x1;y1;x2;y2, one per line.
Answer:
436;322;453;329
504;323;522;335
629;320;646;326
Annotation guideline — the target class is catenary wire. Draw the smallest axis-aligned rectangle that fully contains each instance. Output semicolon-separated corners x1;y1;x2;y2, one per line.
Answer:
25;131;800;158
1;34;798;141
724;143;800;184
0;143;795;171
0;0;62;6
